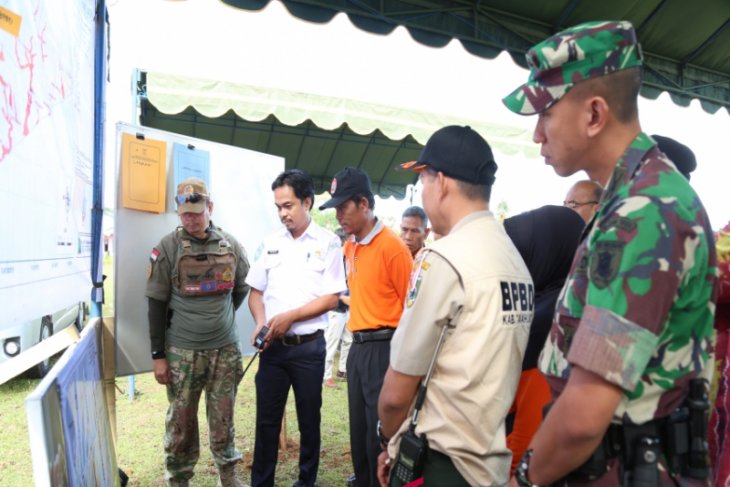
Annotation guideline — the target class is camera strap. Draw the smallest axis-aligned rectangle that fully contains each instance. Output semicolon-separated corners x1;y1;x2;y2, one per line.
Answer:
408;249;464;433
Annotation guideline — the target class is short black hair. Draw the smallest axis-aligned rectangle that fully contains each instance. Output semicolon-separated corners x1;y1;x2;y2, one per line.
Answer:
349;192;375;211
455;180;492;202
402;206;428;228
571;67;641;123
271;169;315;210
422;166;492;202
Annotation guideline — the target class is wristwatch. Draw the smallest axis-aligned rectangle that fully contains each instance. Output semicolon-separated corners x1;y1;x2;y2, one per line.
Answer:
515;449;542;487
151;350;167;360
376;419;390;450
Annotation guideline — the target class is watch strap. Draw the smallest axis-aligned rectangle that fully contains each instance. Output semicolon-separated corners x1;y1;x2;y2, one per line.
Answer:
515;449;542;487
151;350;167;360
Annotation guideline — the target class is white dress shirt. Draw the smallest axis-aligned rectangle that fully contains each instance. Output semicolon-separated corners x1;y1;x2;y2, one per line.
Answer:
246;221;347;335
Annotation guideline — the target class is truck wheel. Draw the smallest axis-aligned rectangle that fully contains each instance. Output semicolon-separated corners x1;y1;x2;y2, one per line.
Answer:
28;316;54;378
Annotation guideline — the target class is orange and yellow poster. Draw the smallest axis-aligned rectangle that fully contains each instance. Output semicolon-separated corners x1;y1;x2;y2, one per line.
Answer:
121;133;167;213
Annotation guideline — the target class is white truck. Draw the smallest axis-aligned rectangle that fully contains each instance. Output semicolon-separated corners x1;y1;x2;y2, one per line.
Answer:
0;304;87;378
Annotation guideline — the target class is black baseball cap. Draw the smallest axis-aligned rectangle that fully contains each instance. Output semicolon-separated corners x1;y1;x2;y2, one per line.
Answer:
652;134;697;181
400;125;497;185
319;167;374;210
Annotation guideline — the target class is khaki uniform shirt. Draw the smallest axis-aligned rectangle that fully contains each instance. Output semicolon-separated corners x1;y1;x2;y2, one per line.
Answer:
389;211;534;486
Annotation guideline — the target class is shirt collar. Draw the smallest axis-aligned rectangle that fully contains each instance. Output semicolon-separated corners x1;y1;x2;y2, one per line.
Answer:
602;132;656;203
356;217;384;245
579;132;656;242
283;218;316;241
450;210;491;234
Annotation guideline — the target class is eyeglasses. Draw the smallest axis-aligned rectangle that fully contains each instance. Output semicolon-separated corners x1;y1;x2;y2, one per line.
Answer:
175;192;207;205
563;200;599;209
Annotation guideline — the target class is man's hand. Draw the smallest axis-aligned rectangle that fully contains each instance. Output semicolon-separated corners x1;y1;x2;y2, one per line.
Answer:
266;310;297;340
153;358;171;385
524;366;622;484
377;450;391;487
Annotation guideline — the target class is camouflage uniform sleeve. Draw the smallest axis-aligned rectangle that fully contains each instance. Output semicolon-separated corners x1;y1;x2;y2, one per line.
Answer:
145;237;172;302
233;237;250;297
567;192;697;391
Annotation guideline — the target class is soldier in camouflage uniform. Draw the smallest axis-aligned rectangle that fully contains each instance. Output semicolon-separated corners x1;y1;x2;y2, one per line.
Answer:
503;21;718;486
146;177;251;487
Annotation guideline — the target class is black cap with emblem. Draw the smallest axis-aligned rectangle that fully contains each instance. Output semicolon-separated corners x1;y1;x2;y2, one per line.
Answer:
399;125;498;186
318;167;374;210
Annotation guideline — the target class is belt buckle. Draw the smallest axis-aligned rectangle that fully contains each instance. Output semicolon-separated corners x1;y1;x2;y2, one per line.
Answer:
282;335;300;347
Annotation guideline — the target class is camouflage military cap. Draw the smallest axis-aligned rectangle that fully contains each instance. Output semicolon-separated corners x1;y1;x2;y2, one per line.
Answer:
503;20;643;115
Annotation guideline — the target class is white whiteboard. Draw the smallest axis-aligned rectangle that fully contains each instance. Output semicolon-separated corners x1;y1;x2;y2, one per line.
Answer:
114;122;284;376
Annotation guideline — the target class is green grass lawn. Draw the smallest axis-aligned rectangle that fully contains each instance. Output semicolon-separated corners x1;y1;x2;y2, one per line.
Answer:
0;363;352;486
114;364;352;486
0;255;353;486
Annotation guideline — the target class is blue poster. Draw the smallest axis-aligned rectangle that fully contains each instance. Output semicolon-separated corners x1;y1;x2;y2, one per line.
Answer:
173;142;210;190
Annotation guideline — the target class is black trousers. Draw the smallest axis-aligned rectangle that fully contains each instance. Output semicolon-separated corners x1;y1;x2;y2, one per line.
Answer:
252;336;325;487
347;339;391;487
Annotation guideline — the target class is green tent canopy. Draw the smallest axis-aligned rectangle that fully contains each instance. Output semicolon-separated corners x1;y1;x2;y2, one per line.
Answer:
140;71;537;199
140;1;729;198
222;0;730;115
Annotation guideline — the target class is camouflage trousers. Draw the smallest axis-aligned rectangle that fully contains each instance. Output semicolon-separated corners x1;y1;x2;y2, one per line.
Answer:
164;343;244;483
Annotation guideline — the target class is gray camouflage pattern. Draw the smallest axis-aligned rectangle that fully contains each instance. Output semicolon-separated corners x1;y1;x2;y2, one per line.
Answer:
164;343;244;483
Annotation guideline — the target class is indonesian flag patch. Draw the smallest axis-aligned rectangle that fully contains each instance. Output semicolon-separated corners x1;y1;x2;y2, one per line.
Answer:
150;248;160;262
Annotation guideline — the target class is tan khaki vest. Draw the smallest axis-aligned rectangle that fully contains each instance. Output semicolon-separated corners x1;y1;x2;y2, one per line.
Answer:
177;238;237;296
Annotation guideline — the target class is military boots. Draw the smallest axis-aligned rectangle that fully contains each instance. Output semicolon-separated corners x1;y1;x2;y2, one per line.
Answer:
217;463;248;487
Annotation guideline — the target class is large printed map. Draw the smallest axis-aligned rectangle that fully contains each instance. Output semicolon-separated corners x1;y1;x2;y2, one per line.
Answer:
0;0;94;325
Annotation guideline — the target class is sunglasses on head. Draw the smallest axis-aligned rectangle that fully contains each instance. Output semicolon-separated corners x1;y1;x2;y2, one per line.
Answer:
175;192;207;205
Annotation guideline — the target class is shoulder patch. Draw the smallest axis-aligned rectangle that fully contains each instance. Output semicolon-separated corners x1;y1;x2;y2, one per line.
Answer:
150;248;160;262
406;254;429;308
599;215;636;233
253;243;264;262
590;241;624;289
328;238;341;252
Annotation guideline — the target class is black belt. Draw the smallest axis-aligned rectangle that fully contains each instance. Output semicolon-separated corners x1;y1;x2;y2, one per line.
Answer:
566;417;671;481
352;328;395;344
280;329;324;347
